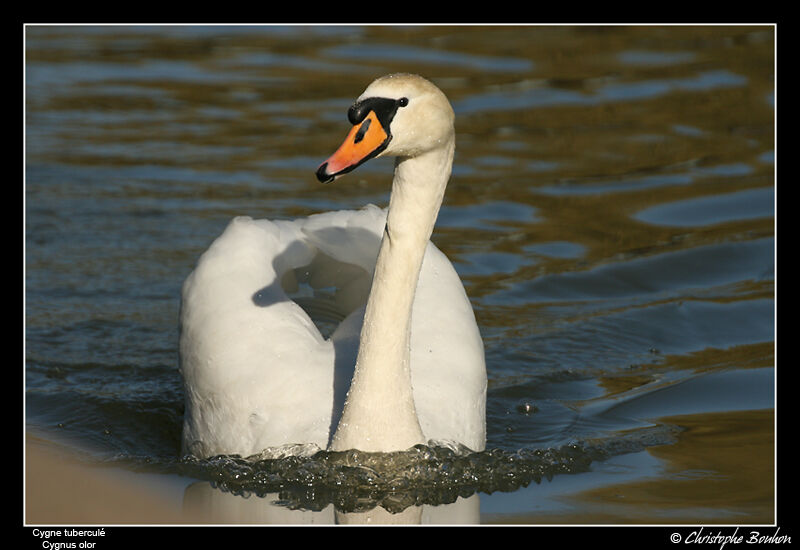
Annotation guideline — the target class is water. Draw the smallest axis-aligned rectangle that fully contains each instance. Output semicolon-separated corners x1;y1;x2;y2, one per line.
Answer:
24;24;775;524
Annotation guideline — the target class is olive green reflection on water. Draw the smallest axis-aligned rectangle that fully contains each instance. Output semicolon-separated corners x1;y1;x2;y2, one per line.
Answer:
486;409;773;524
596;341;774;402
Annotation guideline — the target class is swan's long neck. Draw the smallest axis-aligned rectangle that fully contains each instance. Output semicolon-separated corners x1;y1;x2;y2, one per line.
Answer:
329;139;454;452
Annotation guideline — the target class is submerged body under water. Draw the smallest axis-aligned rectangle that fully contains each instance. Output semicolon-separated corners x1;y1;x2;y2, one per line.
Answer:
25;25;775;524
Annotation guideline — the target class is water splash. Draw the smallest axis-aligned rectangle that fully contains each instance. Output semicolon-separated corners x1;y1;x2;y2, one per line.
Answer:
109;424;679;514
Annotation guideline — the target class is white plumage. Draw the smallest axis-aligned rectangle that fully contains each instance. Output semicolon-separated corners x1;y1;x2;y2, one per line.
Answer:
180;74;486;458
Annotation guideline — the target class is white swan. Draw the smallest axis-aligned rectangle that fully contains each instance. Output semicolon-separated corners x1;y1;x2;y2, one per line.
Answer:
179;74;486;458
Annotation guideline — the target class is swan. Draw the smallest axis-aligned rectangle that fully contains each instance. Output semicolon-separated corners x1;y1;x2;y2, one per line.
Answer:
179;73;486;458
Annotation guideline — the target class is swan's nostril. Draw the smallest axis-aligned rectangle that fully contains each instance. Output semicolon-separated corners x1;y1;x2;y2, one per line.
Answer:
353;118;371;144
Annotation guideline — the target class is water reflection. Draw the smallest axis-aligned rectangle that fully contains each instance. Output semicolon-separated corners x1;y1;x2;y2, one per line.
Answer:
452;70;748;114
182;483;480;524
634;186;774;226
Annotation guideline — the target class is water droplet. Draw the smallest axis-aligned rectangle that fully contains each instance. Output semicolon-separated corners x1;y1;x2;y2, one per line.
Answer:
516;402;538;415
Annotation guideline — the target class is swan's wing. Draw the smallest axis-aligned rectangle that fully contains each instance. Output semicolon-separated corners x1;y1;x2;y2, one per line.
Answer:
300;204;386;273
410;242;488;451
180;216;335;457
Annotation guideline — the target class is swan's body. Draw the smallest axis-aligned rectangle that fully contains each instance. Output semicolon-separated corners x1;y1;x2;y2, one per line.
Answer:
180;74;486;458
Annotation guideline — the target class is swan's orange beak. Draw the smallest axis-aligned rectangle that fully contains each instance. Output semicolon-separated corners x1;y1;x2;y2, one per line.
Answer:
316;110;390;184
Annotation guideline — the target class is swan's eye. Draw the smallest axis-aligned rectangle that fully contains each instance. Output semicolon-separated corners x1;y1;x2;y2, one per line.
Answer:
397;97;409;107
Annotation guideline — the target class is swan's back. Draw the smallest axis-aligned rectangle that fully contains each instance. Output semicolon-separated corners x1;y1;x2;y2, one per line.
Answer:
180;205;486;458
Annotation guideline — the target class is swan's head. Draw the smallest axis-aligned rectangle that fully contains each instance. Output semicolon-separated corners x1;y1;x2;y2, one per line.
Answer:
316;73;455;184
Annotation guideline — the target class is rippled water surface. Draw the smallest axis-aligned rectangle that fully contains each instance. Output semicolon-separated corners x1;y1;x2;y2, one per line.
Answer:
24;25;775;525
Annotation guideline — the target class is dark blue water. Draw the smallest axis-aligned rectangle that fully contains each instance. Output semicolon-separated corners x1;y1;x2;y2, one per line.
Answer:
25;24;775;524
